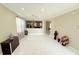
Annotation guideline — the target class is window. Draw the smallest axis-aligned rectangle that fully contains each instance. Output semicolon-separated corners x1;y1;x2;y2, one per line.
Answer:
16;17;25;33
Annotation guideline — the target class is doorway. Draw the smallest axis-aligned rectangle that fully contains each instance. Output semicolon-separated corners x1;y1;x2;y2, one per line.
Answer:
45;21;51;35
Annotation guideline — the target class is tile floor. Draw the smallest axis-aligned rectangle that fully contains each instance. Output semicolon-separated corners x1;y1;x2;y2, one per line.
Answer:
12;34;77;55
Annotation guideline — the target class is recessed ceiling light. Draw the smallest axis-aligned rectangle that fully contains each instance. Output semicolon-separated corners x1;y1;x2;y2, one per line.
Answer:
21;8;25;11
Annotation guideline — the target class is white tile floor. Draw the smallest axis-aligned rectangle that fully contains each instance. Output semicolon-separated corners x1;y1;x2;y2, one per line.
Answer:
12;34;77;55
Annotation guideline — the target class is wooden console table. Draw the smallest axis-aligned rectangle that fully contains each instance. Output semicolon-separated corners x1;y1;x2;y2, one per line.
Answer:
1;36;19;55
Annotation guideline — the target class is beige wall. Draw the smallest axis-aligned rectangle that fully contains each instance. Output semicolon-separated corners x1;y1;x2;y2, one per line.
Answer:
51;8;79;50
0;5;17;54
0;5;17;42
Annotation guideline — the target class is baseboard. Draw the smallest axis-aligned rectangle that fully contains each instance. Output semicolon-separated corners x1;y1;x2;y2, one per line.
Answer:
68;46;79;54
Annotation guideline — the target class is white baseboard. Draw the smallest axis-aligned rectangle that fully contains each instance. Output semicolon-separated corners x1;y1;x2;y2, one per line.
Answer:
68;46;79;54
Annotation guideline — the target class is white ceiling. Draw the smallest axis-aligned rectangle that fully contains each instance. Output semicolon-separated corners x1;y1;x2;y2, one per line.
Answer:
2;3;79;20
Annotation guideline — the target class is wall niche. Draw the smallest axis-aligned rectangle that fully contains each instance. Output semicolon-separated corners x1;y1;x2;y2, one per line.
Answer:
26;21;42;28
